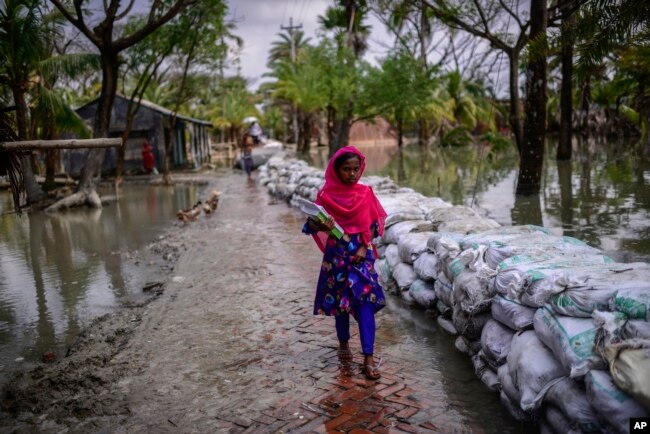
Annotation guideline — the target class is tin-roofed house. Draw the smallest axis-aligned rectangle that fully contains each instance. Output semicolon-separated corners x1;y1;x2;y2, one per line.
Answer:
64;94;212;175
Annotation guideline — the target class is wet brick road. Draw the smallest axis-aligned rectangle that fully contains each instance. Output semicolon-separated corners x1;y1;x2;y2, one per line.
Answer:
109;171;513;433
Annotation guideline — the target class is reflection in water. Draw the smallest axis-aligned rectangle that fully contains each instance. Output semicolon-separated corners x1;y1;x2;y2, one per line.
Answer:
0;185;198;383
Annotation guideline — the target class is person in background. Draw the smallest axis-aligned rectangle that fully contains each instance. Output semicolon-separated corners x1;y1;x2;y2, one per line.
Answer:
142;140;156;175
240;132;255;179
302;146;387;380
248;121;263;145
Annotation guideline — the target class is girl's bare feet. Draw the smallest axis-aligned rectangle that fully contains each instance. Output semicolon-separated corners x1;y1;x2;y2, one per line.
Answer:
338;341;353;361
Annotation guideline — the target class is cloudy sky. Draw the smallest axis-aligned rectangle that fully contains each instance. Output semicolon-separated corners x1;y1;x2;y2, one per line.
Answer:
226;0;393;91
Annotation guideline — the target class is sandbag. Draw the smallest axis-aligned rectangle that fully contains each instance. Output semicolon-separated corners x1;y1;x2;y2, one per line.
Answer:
392;262;418;290
612;286;650;320
543;405;580;434
478;366;499;392
409;279;437;309
434;273;454;307
437;316;458;335
500;390;532;422
506;330;565;411
413;252;439;281
453;269;495;315
484;234;601;270
623;320;650;340
384;244;401;269
585;369;649;434
454;336;475;356
534;306;606;377
480;319;515;367
452;306;491;341
490;295;536;331
437;217;500;234
397;232;435;264
382;220;433;245
460;225;551;250
497;363;520;405
427;232;463;262
601;340;650;410
548;287;618;318
544;377;606;433
494;254;616;307
436;299;452;317
374;258;392;284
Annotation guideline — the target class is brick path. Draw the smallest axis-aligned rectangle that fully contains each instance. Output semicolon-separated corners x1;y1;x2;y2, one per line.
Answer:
88;172;518;433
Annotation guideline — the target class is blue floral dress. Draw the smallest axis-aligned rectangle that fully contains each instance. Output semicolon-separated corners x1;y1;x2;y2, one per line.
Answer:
303;221;386;316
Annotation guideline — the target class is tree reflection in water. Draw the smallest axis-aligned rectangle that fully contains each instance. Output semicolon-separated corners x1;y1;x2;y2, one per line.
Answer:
0;184;197;379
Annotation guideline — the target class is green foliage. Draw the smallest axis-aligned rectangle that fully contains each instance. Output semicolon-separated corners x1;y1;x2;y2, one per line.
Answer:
361;49;436;129
440;125;474;147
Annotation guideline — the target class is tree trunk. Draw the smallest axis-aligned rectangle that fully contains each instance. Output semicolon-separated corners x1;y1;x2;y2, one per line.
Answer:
508;51;524;154
300;115;311;153
397;115;404;148
516;0;547;195
77;51;119;194
580;75;591;133
557;9;575;161
12;86;46;203
44;150;59;192
163;120;175;186
557;160;574;234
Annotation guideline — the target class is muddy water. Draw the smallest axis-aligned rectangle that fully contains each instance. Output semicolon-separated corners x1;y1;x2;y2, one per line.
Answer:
0;184;198;383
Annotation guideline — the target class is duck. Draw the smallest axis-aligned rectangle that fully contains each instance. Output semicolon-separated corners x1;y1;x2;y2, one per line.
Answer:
207;190;220;210
176;201;202;223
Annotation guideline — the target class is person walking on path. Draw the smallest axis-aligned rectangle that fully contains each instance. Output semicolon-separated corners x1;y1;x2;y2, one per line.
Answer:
302;146;387;380
248;121;263;145
240;132;255;179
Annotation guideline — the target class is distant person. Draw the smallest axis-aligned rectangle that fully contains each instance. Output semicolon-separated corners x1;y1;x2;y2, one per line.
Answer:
142;140;156;174
248;121;263;145
302;146;387;380
240;132;255;179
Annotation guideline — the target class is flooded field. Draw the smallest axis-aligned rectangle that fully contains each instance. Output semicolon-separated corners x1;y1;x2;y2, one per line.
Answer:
0;184;199;383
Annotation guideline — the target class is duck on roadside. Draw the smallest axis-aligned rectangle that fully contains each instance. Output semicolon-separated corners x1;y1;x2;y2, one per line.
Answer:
176;201;202;223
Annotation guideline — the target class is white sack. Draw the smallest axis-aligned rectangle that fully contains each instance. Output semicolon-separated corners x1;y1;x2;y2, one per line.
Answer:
585;369;649;434
544;377;606;433
506;330;565;412
413;252;439;281
409;279;437;309
398;232;436;264
490;295;536;331
480;319;515;367
533;306;606;377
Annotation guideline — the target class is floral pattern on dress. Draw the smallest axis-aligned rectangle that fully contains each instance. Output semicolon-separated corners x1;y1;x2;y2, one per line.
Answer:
304;221;386;316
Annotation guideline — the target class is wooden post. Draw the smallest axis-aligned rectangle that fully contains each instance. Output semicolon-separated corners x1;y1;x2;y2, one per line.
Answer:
0;138;122;151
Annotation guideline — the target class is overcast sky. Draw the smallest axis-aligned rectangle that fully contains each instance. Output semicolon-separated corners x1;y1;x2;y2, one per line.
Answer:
226;0;393;91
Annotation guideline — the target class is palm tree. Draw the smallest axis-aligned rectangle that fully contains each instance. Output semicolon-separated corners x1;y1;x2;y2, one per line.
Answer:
1;0;98;200
267;29;311;69
0;0;50;203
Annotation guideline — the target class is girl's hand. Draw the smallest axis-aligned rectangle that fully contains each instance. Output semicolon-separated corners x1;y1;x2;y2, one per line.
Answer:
308;216;334;232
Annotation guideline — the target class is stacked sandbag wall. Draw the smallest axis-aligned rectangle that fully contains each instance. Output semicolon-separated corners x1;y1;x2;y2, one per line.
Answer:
258;154;650;433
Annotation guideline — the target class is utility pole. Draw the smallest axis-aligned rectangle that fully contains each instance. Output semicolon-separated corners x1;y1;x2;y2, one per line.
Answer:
281;17;302;147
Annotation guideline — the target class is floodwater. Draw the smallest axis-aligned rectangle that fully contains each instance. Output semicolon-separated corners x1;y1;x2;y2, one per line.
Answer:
0;184;199;384
311;136;650;263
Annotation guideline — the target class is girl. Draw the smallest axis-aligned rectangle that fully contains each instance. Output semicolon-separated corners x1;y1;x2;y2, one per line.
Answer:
302;146;387;380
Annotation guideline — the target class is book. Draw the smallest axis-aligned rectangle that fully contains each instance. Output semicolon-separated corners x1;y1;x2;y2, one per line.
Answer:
295;197;346;240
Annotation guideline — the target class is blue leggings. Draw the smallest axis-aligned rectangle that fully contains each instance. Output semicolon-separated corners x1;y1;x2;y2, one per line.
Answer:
335;301;375;355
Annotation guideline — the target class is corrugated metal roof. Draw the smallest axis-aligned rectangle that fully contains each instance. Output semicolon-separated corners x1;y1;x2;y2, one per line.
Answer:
78;94;213;127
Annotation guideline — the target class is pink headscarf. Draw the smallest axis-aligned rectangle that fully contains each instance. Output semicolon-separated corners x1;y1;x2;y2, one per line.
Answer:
311;146;387;252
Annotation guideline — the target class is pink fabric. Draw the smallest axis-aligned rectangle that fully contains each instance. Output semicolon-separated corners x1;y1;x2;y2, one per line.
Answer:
311;146;387;252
